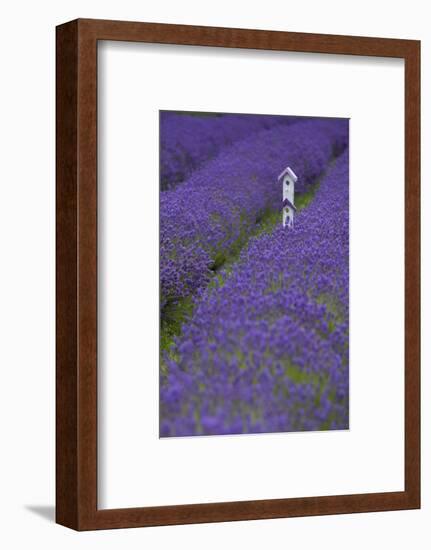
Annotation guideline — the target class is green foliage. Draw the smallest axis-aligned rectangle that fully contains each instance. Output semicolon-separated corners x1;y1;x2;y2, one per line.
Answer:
316;293;345;325
160;296;194;374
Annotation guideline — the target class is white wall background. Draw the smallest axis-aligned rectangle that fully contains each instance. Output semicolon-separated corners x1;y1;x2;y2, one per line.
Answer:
0;0;428;548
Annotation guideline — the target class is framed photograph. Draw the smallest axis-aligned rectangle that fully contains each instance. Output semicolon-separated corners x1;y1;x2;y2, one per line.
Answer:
56;18;420;530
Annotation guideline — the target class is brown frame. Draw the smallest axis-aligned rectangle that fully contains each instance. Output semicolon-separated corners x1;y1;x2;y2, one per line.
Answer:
56;18;421;531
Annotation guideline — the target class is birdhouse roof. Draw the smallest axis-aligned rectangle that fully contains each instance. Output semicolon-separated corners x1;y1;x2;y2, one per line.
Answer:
283;197;297;211
278;166;298;183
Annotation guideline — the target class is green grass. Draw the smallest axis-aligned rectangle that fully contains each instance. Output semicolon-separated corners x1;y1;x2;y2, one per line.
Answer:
295;181;321;210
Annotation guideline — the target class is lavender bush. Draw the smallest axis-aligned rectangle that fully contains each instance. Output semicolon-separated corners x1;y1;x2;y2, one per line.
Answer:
160;118;348;308
160;112;299;190
160;149;349;437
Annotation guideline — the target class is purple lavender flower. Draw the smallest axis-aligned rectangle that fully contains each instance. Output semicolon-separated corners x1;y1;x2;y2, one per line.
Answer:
160;148;349;437
160;112;300;190
160;118;348;306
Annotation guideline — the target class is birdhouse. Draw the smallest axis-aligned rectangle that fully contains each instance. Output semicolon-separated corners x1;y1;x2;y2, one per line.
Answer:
278;166;298;228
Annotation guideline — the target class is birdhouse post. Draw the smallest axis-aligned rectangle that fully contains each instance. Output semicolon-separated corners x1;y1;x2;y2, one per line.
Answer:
278;166;298;228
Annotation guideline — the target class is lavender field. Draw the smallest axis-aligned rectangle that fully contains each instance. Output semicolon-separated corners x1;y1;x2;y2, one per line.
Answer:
159;111;349;437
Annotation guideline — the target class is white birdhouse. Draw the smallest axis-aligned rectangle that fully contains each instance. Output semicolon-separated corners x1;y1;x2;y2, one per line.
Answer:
278;166;298;228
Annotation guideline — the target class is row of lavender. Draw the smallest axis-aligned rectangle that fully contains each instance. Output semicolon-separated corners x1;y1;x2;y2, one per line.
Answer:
160;112;299;190
160;150;349;436
160;118;348;308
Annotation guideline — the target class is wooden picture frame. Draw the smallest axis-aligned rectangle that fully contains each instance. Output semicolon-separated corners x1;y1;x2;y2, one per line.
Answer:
56;18;420;530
